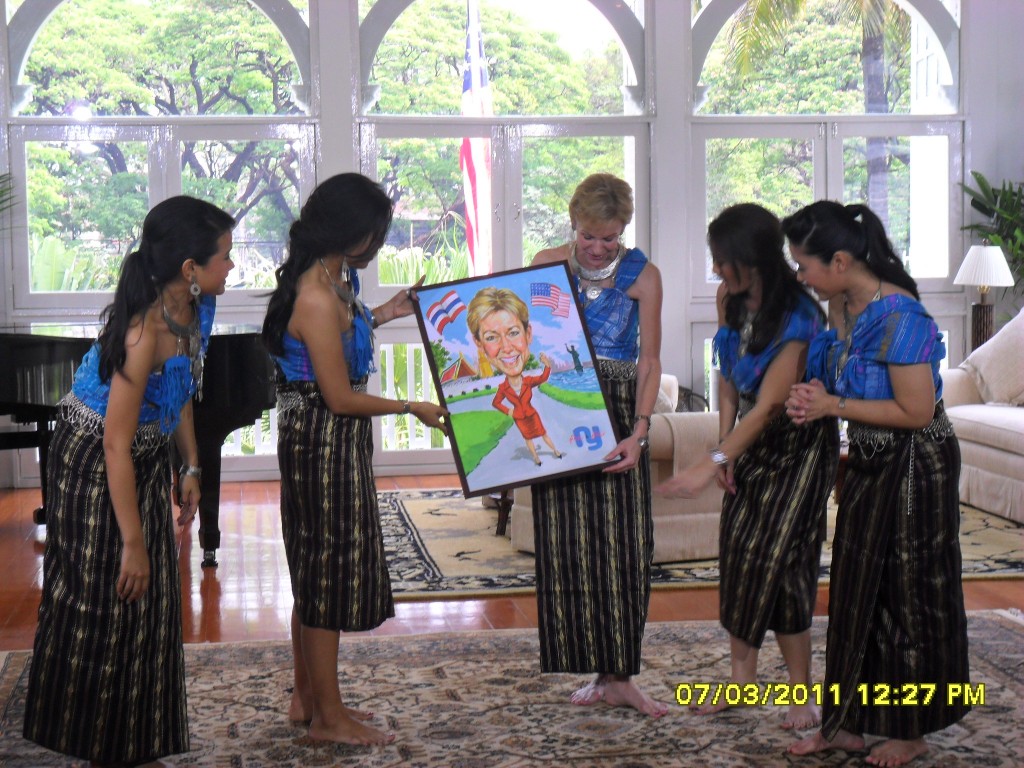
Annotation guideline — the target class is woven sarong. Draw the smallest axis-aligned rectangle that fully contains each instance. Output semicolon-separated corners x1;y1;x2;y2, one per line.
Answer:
277;381;394;632
822;404;970;739
530;371;653;675
719;414;839;647
23;416;187;763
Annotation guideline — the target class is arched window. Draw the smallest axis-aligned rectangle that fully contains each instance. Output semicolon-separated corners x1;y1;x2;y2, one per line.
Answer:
691;0;961;285
688;0;962;404
355;0;650;461
7;0;313;304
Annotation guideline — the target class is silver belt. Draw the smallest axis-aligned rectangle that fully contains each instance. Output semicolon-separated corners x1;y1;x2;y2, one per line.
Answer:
596;359;637;381
59;393;168;451
276;381;369;415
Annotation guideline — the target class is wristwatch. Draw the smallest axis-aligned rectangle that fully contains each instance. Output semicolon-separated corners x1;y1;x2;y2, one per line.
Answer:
401;400;411;415
709;449;729;466
636;436;650;453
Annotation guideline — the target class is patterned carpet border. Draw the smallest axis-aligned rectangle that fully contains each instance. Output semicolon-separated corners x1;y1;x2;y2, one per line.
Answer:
382;490;1024;599
2;611;1022;767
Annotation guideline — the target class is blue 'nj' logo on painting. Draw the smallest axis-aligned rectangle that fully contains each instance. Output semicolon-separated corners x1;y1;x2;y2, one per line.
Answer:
570;426;604;451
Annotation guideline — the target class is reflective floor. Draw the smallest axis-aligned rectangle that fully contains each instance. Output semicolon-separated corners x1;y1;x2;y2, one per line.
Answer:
1;478;1021;651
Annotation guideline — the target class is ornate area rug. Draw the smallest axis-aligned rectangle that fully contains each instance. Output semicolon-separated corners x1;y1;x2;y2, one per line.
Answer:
2;610;1021;767
384;490;1024;597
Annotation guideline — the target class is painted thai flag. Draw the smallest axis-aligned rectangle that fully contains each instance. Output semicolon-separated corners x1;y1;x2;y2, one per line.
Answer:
459;0;493;276
426;289;467;335
530;282;571;318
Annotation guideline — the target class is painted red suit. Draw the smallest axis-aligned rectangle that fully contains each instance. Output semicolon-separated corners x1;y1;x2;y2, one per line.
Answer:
492;366;551;439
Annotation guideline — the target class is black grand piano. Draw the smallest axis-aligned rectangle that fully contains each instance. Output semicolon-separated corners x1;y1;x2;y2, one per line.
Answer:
0;322;275;567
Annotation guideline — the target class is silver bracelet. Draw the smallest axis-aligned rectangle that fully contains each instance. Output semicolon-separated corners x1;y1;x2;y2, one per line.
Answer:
179;464;202;480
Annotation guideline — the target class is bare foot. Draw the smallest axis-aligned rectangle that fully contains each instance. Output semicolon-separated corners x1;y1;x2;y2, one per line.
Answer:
602;678;669;718
690;680;752;716
788;728;865;756
780;701;821;730
288;694;373;724
308;712;395;746
570;675;606;705
866;738;929;767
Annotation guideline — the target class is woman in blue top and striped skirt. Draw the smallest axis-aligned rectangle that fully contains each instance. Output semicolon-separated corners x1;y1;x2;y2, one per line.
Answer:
261;173;447;747
530;173;667;717
23;196;235;766
784;201;969;767
658;203;839;729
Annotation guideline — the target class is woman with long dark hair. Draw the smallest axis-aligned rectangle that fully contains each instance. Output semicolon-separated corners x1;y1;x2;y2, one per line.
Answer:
657;203;837;729
23;196;236;766
783;200;969;766
261;173;447;746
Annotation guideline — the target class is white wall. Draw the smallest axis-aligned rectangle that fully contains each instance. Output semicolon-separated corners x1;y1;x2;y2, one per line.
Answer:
960;0;1024;327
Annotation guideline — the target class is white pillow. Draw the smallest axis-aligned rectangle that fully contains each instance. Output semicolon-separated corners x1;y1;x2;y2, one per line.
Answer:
654;386;676;414
959;308;1024;404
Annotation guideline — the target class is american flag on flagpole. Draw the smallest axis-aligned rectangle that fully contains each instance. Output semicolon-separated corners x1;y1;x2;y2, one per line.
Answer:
530;282;571;318
460;0;493;276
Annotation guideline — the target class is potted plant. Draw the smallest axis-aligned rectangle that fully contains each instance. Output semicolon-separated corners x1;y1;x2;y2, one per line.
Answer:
961;170;1024;294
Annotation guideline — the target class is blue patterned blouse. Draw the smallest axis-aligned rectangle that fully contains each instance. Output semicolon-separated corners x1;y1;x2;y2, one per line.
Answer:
578;248;647;361
713;291;824;397
71;294;216;434
806;294;945;401
273;268;376;382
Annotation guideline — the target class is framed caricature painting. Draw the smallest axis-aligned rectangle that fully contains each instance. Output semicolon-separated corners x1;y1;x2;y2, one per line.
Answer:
413;262;619;498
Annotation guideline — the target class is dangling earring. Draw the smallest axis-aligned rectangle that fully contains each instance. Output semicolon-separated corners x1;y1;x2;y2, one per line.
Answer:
190;274;201;298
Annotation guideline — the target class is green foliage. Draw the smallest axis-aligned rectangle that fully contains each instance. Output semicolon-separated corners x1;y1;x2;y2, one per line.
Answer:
431;341;452;375
24;0;300;118
537;383;606;410
30;234;120;291
450;409;512;474
703;0;910;116
962;171;1024;294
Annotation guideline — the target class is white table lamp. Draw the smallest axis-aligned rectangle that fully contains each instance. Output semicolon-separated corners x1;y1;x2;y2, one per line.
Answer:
954;245;1014;349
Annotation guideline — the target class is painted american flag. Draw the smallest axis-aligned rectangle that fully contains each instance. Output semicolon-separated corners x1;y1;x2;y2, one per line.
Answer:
530;282;571;318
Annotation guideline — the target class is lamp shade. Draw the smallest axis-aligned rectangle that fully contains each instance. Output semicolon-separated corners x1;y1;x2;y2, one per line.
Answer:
954;245;1014;288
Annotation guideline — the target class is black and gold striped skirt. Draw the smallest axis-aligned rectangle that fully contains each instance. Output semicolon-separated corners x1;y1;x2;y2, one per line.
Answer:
529;368;653;675
276;381;394;632
822;404;970;740
23;406;188;763
718;412;839;646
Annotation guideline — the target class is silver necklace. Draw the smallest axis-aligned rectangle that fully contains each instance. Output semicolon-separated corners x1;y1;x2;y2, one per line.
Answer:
161;296;203;395
837;280;882;379
570;243;624;301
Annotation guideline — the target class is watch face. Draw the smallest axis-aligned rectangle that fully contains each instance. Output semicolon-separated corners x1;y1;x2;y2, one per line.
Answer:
637;437;650;452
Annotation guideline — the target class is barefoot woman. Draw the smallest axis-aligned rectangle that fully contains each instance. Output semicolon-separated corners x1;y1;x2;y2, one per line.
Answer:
261;173;447;746
784;201;970;766
529;173;667;717
657;203;838;730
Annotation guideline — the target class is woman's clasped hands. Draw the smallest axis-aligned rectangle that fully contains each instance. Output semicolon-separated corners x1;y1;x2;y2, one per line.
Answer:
785;379;833;425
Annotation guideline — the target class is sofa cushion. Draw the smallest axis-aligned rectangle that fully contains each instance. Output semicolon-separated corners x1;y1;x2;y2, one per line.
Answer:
947;404;1024;458
959;308;1024;404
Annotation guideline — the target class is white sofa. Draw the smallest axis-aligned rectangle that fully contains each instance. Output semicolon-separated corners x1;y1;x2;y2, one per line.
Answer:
940;307;1024;524
510;374;724;563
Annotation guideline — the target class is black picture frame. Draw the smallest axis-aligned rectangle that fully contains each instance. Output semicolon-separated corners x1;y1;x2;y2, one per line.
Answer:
412;262;619;497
